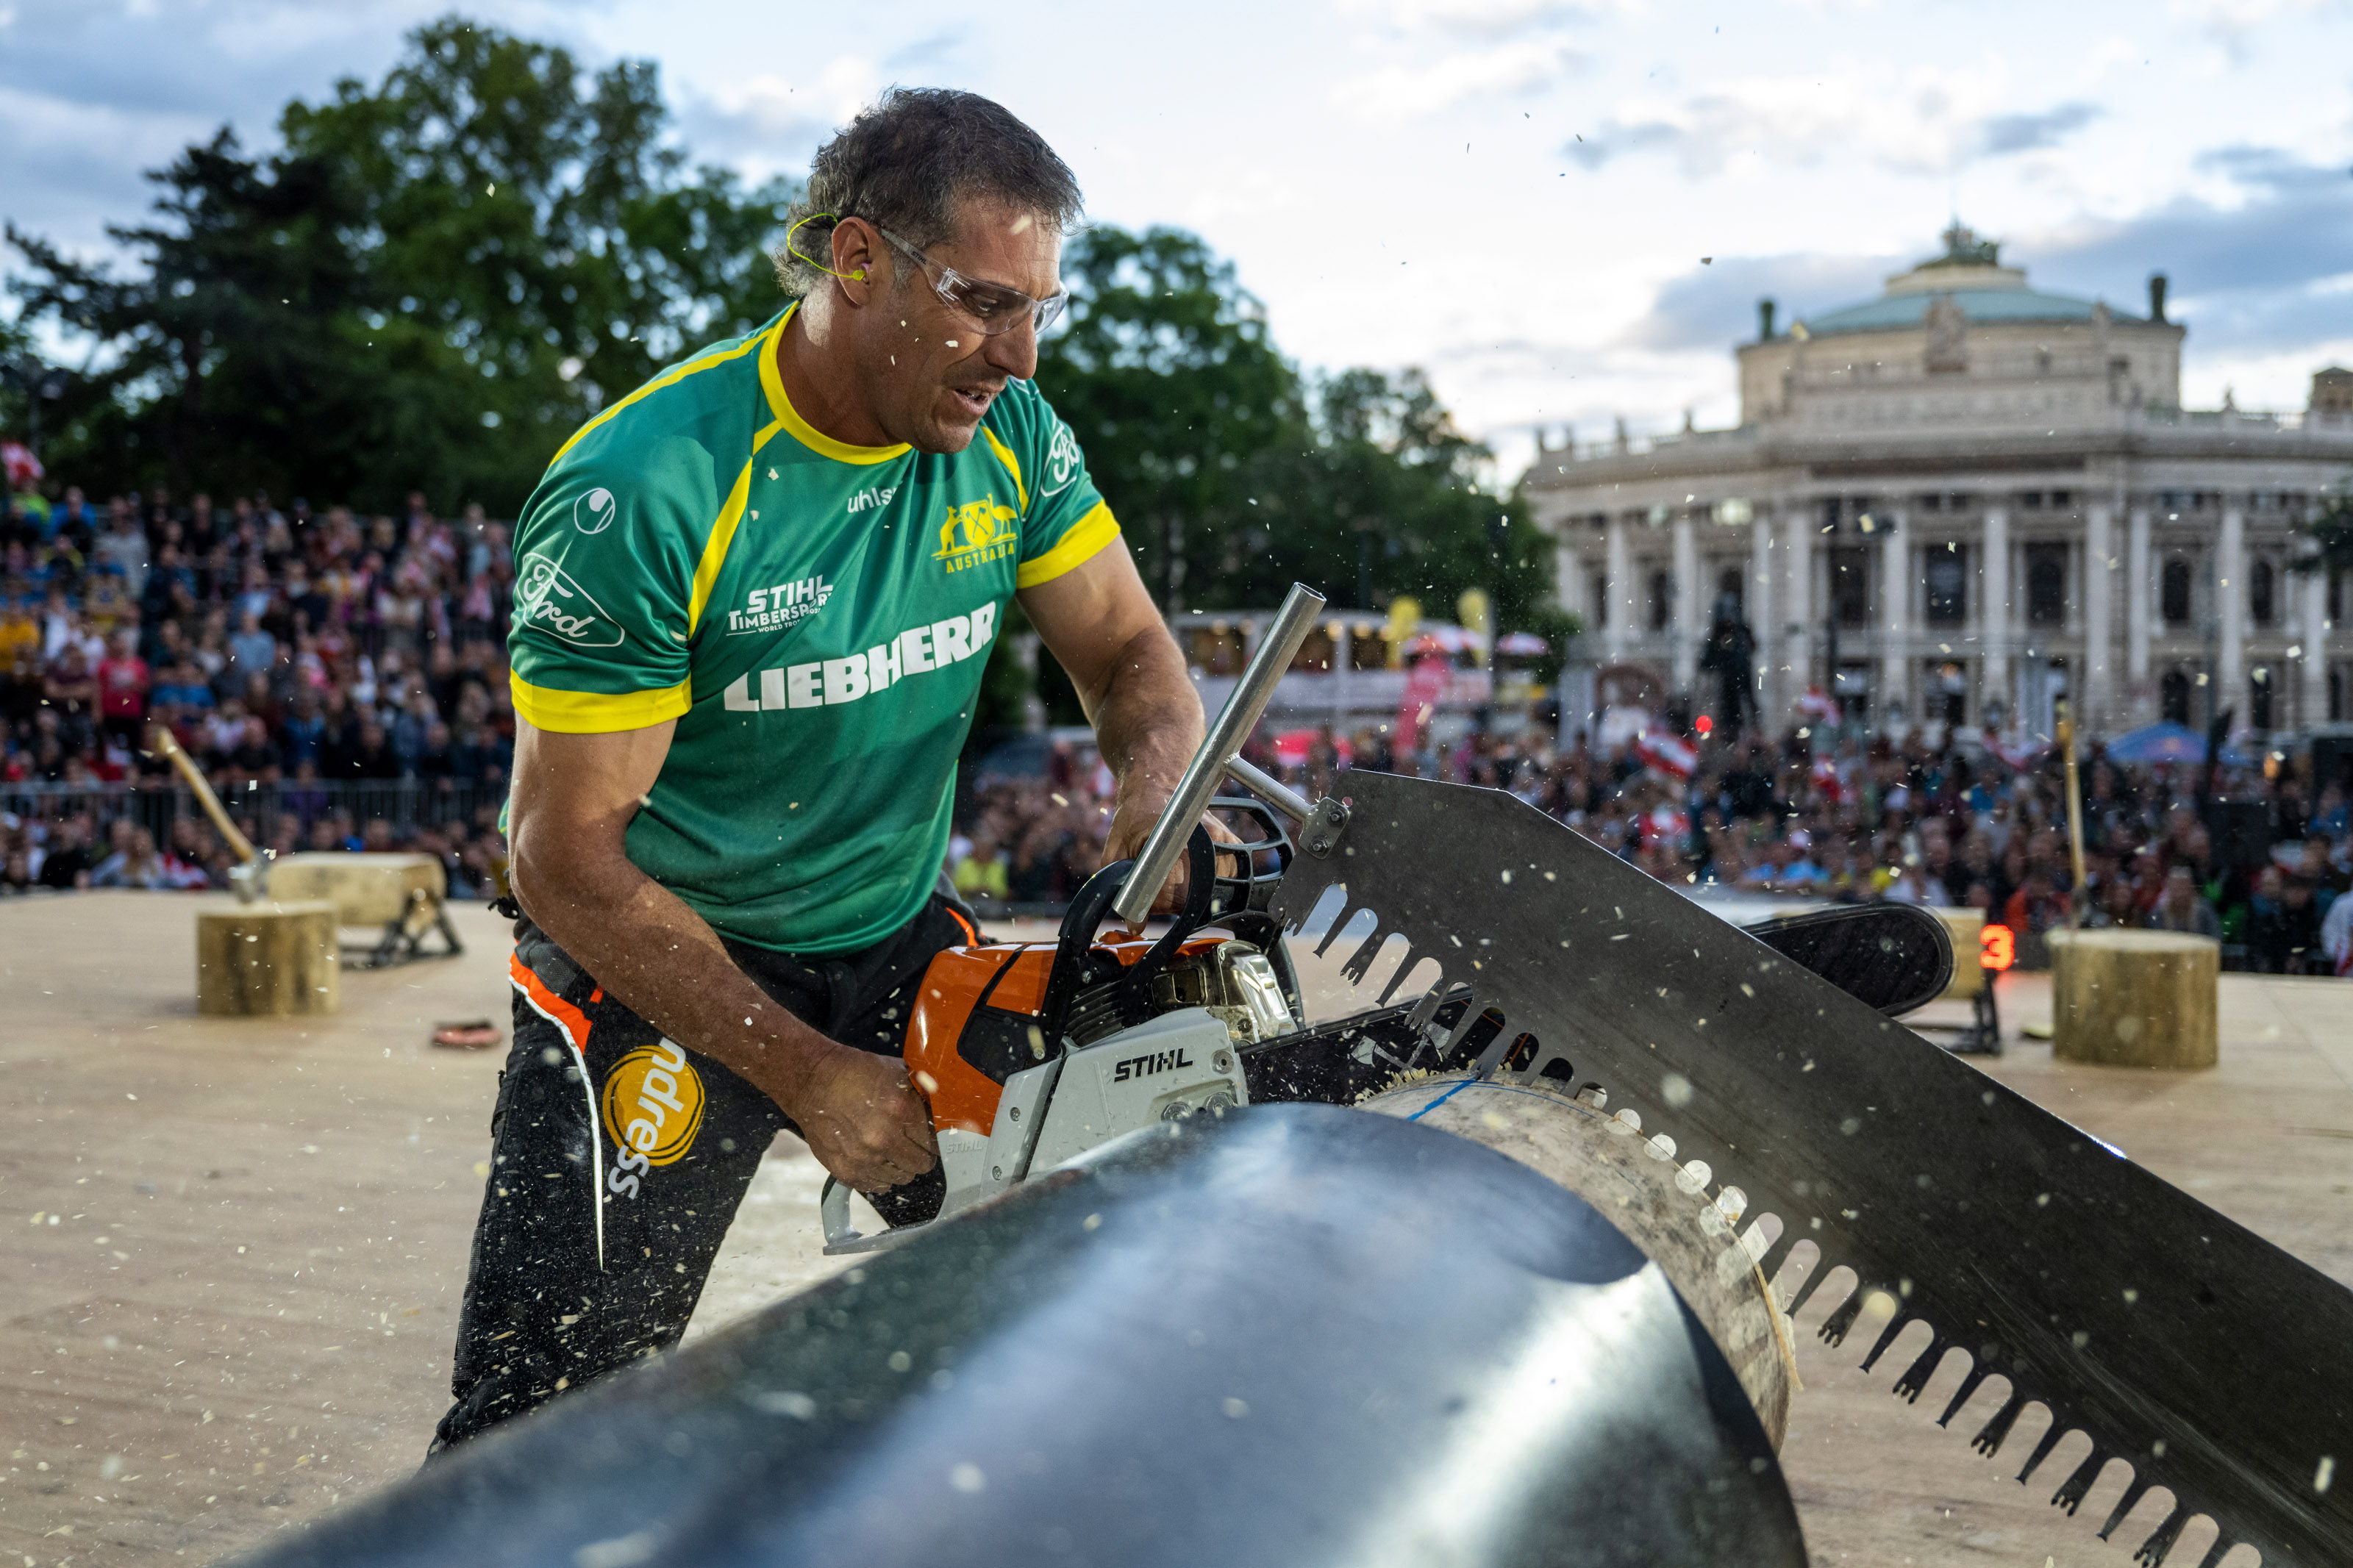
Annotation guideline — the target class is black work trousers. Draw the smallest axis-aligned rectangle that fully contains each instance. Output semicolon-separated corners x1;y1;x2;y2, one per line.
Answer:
430;895;971;1452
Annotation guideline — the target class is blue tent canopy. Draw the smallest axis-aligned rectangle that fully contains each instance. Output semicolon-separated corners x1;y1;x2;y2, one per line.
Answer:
2101;722;2254;767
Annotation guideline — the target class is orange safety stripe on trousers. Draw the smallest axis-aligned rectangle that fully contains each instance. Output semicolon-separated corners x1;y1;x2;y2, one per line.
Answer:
509;951;594;1053
507;950;606;1270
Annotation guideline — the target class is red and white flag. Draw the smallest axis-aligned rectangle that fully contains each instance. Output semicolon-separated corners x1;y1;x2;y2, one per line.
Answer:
1645;803;1691;842
1635;728;1697;780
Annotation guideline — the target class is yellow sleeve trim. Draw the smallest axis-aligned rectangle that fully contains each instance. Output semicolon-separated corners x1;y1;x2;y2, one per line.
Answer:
510;673;691;734
1015;501;1121;589
980;425;1028;514
547;318;779;470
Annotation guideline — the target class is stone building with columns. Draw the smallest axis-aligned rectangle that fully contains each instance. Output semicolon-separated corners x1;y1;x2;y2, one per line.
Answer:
1524;225;2353;740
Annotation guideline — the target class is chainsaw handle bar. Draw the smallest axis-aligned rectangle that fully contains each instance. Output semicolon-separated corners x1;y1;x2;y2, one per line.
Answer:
1112;582;1325;924
1040;828;1216;1047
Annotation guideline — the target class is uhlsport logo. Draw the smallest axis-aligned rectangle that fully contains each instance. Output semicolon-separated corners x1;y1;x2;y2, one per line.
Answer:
517;551;624;648
601;1040;704;1198
725;574;832;637
932;496;1019;574
574;486;618;534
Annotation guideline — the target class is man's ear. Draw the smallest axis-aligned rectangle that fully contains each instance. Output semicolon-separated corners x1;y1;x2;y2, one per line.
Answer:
832;218;879;303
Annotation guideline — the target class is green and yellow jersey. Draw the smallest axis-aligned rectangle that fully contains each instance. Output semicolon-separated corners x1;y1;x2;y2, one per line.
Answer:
507;304;1119;954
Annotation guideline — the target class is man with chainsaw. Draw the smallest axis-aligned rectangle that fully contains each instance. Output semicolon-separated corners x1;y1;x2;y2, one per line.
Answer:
435;88;1209;1449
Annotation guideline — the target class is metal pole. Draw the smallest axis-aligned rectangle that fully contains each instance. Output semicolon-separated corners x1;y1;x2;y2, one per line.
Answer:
1114;583;1325;923
1224;754;1313;825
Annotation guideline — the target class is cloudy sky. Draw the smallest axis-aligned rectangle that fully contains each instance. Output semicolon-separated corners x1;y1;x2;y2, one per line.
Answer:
5;0;2351;480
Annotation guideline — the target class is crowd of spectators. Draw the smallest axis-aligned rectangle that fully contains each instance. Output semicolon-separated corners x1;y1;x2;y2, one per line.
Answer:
1;482;518;896
9;476;2351;981
947;719;2353;976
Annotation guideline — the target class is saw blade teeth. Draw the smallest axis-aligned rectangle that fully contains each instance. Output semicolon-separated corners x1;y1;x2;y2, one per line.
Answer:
1892;1338;1947;1403
1818;1289;1868;1347
2132;1503;2191;1567
1973;1391;2029;1457
1936;1366;1991;1427
1779;1246;1837;1316
1402;983;1448;1032
2098;1475;2154;1541
1311;902;1363;959
2016;1418;2069;1484
1338;926;1390;986
2192;1532;2235;1568
1372;953;1426;1007
2052;1447;2111;1514
1859;1309;1911;1372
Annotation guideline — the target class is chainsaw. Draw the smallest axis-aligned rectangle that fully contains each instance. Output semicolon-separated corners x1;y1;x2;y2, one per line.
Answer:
823;581;1949;1247
820;585;1950;1259
834;579;2353;1567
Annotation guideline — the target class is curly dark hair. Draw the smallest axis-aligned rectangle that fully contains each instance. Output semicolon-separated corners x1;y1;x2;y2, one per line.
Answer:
774;87;1083;298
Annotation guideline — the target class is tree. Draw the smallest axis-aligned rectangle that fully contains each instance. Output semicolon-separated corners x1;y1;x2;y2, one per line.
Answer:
7;15;796;514
1038;224;1556;623
1035;225;1302;609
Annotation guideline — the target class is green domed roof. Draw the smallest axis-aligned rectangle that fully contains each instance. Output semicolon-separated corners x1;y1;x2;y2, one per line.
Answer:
1803;287;2128;337
1793;223;2143;338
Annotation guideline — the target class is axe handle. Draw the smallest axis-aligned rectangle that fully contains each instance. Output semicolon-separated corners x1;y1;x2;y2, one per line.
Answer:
2057;701;2088;928
149;726;260;865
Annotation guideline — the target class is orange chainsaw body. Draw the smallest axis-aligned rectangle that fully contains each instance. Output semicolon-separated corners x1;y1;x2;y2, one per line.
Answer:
906;934;1234;1136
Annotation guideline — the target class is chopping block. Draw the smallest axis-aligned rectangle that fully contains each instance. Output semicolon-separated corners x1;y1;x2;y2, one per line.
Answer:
265;851;463;967
2046;928;2218;1070
197;901;340;1016
1924;906;1985;1000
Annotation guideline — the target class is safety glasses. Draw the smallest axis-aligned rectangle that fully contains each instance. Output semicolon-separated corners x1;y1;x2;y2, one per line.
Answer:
874;224;1069;339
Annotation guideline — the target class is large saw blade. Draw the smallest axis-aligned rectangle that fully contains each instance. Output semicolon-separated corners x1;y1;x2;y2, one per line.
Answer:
1273;770;2353;1567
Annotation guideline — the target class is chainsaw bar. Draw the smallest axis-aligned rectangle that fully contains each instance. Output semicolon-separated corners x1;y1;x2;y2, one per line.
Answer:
1271;770;2353;1567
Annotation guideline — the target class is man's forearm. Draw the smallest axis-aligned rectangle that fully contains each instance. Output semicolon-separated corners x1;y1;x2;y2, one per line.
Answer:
512;846;835;1106
1085;623;1204;808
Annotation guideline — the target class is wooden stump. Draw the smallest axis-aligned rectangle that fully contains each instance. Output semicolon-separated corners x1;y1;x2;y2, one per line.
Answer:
1925;906;1985;1000
196;901;340;1017
1363;1073;1797;1448
265;852;445;927
2046;928;2218;1070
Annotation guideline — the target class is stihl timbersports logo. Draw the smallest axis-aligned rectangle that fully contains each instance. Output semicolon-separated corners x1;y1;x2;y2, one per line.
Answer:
602;1040;704;1198
932;496;1018;574
725;575;832;636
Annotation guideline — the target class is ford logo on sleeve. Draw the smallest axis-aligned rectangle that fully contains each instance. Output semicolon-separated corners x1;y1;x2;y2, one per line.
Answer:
517;552;624;647
574;487;618;534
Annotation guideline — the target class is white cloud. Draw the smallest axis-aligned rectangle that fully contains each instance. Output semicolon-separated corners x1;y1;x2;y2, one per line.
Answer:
674;56;879;177
1336;0;1596;34
1334;36;1587;118
1567;65;2109;178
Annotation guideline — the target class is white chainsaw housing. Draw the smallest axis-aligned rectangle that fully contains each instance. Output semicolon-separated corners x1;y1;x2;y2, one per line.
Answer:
821;1007;1252;1254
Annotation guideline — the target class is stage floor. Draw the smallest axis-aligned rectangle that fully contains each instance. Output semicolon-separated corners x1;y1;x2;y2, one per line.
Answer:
1;893;2346;1567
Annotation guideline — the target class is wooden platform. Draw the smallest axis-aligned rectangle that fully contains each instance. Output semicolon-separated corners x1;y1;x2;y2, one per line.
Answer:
1;898;2347;1567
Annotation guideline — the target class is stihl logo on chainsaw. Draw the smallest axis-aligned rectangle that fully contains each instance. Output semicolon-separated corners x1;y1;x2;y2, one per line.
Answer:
1112;1048;1194;1083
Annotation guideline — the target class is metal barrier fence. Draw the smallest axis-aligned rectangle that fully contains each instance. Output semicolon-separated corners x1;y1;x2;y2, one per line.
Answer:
0;779;505;847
